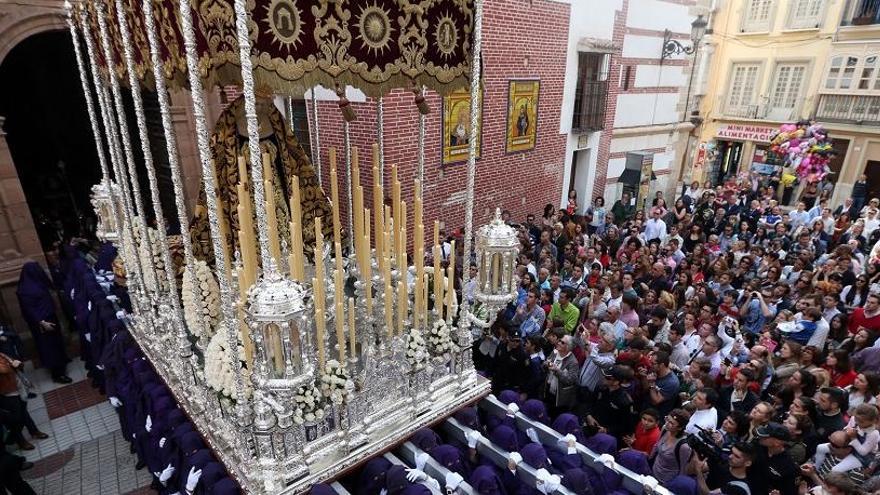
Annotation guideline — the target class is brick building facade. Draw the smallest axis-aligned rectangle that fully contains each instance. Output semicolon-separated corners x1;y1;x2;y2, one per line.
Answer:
308;0;571;234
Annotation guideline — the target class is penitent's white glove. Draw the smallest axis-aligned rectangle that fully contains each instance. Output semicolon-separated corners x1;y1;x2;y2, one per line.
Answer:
508;452;522;473
185;466;202;491
405;468;428;483
159;437;166;448
109;397;122;408
445;472;464;493
158;463;175;485
563;433;577;455
415;452;430;470
145;415;152;432
506;403;519;417
526;427;539;444
466;430;482;449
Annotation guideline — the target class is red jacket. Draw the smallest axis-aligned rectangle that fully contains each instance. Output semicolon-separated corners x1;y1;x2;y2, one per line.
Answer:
847;307;880;335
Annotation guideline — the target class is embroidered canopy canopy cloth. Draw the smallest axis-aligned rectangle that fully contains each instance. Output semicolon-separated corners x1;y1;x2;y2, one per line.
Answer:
76;0;476;97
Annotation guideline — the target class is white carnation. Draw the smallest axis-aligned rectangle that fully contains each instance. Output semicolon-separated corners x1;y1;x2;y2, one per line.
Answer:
182;259;221;341
203;332;252;401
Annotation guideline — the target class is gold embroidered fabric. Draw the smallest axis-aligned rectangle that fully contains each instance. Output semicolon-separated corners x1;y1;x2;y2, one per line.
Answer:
188;95;336;268
79;0;475;97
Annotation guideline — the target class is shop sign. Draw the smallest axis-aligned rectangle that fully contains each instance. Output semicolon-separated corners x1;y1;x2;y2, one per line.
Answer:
716;124;775;143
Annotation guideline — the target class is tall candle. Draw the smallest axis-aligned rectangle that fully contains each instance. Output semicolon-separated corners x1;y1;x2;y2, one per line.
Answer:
391;164;400;263
397;279;406;336
445;266;454;323
447;240;456;322
314;217;325;284
423;272;429;328
237;156;248;187
348;297;357;358
433;245;443;320
263;154;282;265
398;201;407;272
351;147;363;269
383;255;393;339
289;175;304;280
372;162;384;273
335;300;345;362
364;208;373;316
313;276;325;368
333;241;344;315
329;149;342;247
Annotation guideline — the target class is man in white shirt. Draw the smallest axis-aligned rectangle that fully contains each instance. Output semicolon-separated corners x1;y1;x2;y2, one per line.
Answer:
685;388;719;434
788;202;810;232
644;208;667;244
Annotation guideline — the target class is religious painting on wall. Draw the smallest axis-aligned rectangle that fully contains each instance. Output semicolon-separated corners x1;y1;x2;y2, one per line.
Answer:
505;80;540;153
442;88;482;165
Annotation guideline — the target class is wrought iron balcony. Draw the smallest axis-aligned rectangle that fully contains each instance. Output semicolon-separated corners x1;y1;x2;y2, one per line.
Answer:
572;80;608;132
816;94;880;124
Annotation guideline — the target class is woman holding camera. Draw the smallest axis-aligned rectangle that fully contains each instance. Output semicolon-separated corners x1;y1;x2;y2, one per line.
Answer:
649;408;693;484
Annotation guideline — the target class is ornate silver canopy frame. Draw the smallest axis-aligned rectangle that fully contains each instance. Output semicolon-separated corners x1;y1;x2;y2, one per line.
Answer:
66;0;510;493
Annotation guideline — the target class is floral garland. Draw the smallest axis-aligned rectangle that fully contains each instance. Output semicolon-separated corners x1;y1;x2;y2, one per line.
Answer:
405;327;429;369
203;332;253;401
293;384;326;425
319;359;350;405
181;259;221;341
427;319;455;357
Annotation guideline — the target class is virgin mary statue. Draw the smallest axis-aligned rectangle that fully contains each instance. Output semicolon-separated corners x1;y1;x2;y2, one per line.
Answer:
189;94;335;266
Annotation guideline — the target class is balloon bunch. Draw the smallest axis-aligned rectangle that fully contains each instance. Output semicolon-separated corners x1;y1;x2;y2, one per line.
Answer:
768;121;835;181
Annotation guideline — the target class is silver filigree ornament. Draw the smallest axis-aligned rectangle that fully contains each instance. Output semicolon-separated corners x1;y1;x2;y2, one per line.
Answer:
473;208;520;319
246;260;316;392
90;180;122;244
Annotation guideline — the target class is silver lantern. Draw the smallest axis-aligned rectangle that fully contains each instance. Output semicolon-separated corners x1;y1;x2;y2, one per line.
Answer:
90;179;122;244
246;263;315;390
474;208;520;316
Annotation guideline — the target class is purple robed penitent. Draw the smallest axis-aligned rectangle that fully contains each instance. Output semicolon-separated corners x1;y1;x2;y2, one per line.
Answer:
470;465;508;495
16;261;69;374
430;444;472;478
560;468;592;495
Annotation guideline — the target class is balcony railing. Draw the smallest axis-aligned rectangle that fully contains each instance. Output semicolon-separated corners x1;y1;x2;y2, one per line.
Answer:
816;94;880;123
724;103;803;122
843;0;880;26
572;80;608;132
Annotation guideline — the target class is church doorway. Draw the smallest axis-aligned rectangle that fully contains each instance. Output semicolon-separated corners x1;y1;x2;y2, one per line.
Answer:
0;30;100;251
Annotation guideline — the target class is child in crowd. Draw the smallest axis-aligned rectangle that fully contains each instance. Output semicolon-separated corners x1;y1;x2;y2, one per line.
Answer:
814;403;880;472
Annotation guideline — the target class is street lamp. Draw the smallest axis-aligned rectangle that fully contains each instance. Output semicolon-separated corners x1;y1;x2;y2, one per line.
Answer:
661;15;708;64
669;14;709;196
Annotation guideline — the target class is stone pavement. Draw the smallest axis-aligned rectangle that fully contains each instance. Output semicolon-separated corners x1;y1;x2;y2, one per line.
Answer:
7;358;156;495
22;431;155;495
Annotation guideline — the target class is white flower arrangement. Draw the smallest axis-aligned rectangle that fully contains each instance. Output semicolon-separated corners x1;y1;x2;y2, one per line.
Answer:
405;327;429;369
203;332;253;401
319;359;350;405
182;259;221;340
427;319;455;356
293;384;326;425
131;225;164;293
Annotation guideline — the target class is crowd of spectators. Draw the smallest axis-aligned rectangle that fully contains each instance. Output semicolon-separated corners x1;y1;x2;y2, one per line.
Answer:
470;175;880;495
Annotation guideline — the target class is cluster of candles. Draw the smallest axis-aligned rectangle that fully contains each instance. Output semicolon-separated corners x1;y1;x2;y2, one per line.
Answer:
226;143;459;371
